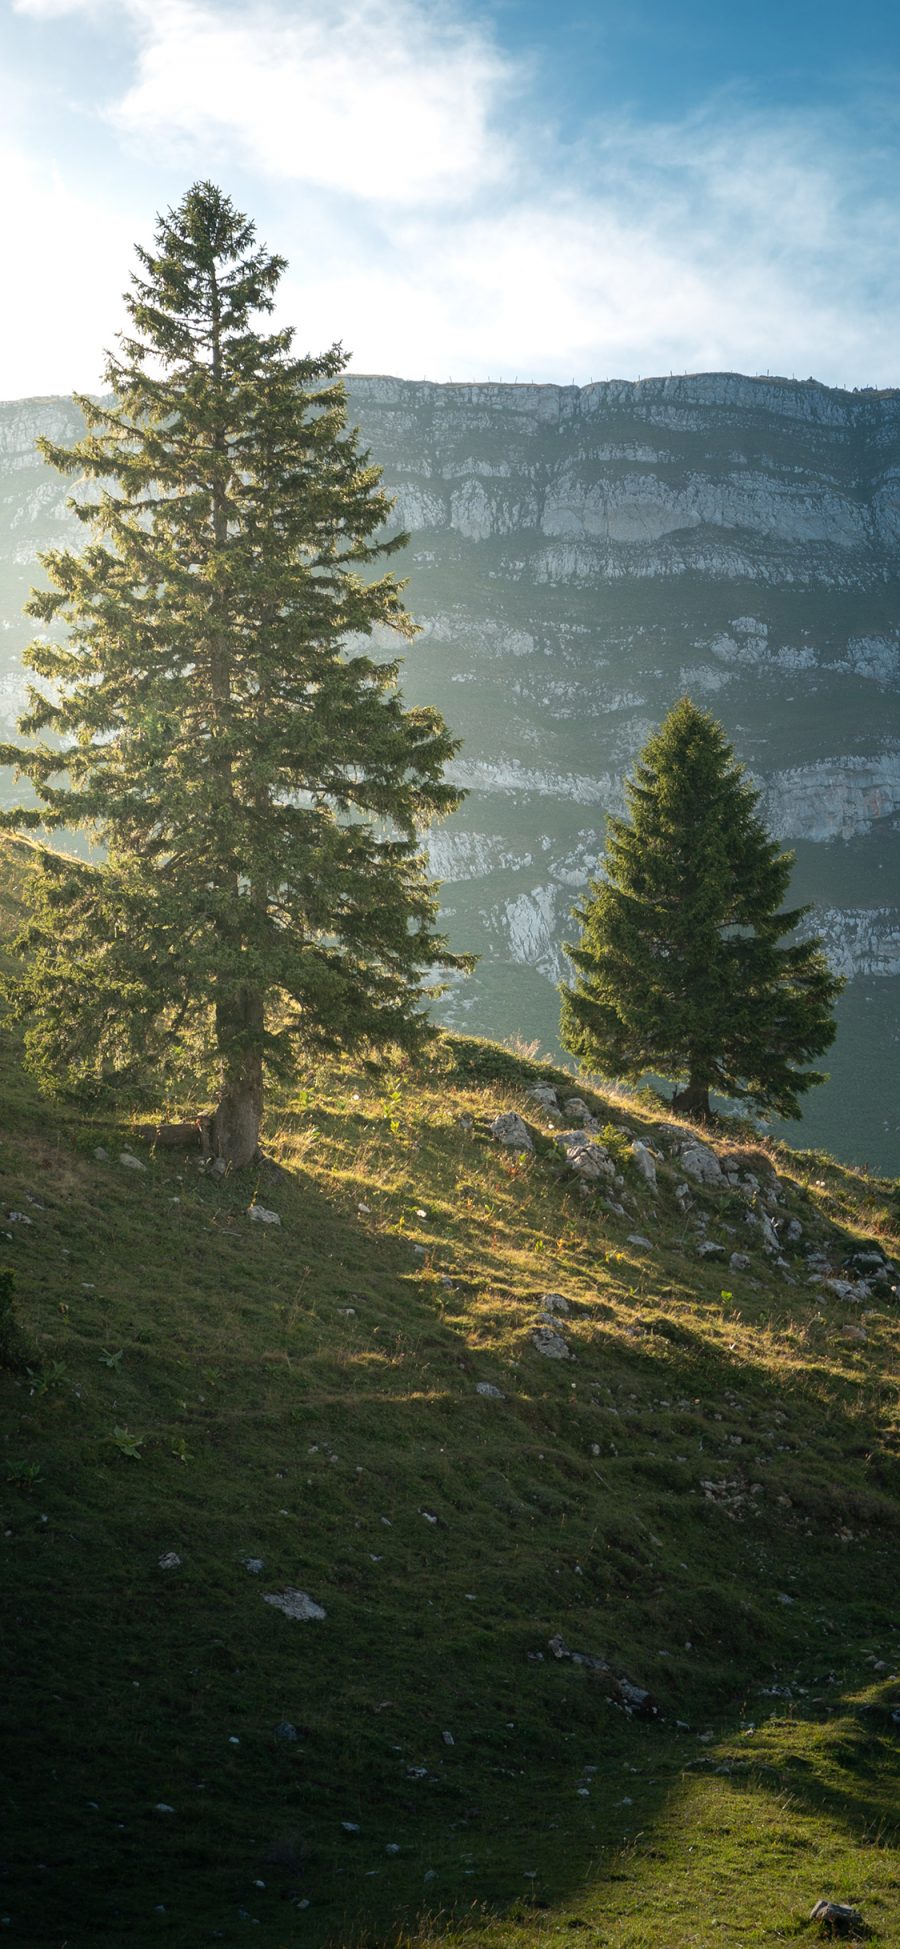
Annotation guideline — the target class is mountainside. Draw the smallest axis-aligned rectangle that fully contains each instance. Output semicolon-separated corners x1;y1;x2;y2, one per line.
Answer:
1;375;898;1169
1;823;898;1943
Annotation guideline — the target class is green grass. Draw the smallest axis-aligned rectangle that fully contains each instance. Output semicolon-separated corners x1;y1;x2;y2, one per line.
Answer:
0;847;898;1946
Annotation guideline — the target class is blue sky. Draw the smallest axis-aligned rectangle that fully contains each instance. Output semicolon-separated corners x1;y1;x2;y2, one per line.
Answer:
2;0;898;396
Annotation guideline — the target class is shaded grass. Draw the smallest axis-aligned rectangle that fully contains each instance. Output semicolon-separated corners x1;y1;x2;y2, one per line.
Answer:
0;966;897;1943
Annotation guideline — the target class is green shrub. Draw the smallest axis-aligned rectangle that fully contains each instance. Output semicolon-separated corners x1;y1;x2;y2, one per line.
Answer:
442;1033;561;1089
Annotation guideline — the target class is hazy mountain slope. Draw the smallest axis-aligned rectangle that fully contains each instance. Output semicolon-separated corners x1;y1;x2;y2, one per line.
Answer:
0;374;898;1169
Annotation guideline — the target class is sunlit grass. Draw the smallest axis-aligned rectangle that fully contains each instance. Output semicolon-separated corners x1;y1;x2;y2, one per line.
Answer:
0;844;897;1945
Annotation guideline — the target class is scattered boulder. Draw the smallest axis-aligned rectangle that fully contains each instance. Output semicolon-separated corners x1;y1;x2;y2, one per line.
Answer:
562;1098;592;1122
528;1083;559;1111
242;1557;265;1574
630;1140;657;1187
547;1633;659;1718
118;1152;147;1173
490;1112;534;1152
627;1234;653;1250
729;1252;751;1272
93;1146;109;1162
680;1142;724;1186
697;1239;726;1259
825;1277;869;1305
263;1589;326;1621
274;1721;298;1743
809;1899;864;1938
846;1249;891;1279
249;1204;282;1226
847;1249;886;1273
844;1251;896;1298
532;1326;571;1360
745;1208;780;1251
539;1293;570;1315
557;1131;615;1180
474;1381;504;1399
158;1552;181;1570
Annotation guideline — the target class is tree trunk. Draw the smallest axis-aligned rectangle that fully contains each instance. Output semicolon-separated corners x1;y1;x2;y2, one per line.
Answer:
211;989;265;1168
672;1075;711;1120
210;1062;262;1168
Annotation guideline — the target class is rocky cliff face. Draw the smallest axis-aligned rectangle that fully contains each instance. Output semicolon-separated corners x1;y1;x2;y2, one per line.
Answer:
0;374;898;1169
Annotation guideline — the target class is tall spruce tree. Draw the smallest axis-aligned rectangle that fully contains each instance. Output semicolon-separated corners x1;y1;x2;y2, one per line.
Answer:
0;183;468;1165
560;698;842;1120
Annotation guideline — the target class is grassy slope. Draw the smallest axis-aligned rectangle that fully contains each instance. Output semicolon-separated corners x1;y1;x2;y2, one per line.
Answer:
0;843;898;1948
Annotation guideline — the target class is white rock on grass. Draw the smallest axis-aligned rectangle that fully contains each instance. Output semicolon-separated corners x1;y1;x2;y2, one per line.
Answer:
532;1326;571;1360
248;1204;281;1226
627;1234;653;1250
809;1902;863;1933
528;1083;559;1109
680;1141;723;1185
826;1277;870;1304
539;1293;570;1314
631;1141;657;1187
474;1382;504;1399
557;1132;615;1180
697;1239;726;1259
263;1589;326;1621
118;1152;147;1172
562;1098;592;1123
745;1208;780;1251
158;1552;181;1570
490;1112;533;1151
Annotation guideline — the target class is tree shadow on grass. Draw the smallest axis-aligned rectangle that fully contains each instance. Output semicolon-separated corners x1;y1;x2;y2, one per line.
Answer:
2;1119;899;1947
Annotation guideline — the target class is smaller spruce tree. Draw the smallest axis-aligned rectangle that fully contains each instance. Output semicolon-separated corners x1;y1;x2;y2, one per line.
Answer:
560;698;843;1120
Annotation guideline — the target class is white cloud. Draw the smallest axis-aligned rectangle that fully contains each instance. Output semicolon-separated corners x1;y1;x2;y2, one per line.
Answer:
4;0;900;393
13;0;100;14
80;0;517;207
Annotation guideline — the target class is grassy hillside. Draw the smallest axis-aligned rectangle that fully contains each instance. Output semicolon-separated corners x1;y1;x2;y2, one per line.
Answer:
0;843;898;1947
